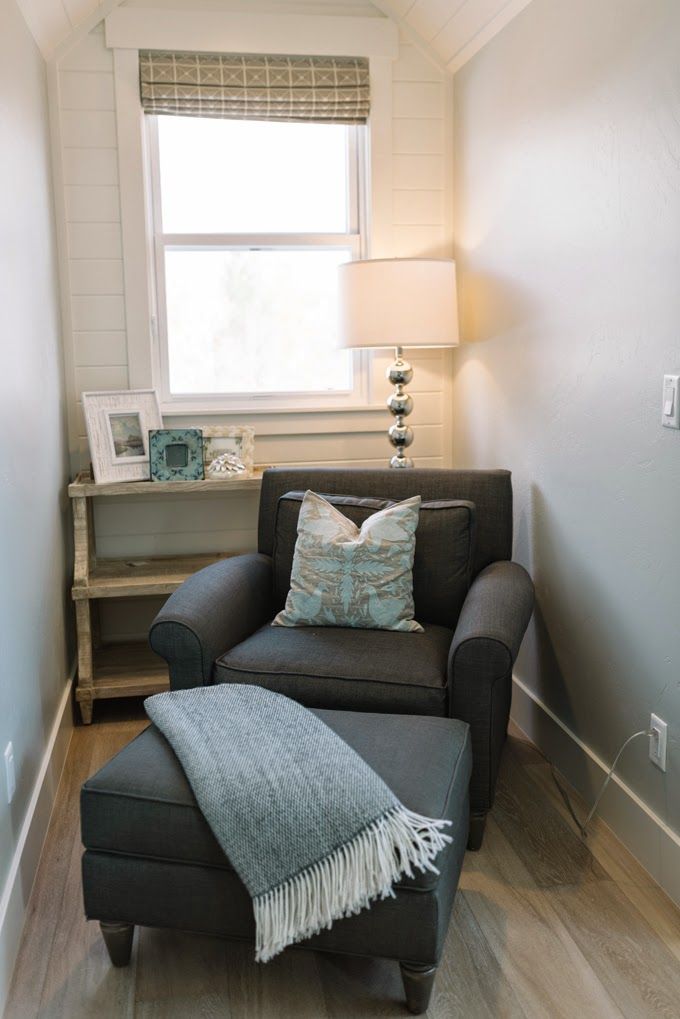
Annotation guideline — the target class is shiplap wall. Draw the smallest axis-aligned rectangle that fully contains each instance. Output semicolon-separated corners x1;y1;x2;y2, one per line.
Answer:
56;6;453;639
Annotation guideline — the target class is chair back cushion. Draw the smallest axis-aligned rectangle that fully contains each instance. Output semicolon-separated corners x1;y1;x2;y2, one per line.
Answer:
272;491;475;627
259;467;511;580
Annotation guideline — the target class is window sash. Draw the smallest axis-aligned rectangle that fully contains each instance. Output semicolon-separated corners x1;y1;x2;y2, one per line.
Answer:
147;116;368;411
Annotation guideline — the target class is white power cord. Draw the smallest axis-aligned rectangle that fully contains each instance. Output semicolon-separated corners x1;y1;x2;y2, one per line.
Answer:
517;728;651;839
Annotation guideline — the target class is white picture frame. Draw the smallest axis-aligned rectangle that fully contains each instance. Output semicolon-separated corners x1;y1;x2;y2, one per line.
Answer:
82;389;163;484
201;425;255;478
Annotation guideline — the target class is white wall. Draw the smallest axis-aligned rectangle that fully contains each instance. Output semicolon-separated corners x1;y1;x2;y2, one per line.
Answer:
53;2;455;637
0;0;73;1006
452;0;680;857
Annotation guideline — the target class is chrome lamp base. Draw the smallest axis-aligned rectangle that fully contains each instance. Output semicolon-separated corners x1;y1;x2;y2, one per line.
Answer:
387;347;414;468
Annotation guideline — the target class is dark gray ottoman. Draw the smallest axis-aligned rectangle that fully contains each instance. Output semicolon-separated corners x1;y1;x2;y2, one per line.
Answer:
81;709;471;1014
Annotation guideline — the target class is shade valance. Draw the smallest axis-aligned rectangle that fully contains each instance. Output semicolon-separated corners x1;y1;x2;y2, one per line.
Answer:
139;50;370;123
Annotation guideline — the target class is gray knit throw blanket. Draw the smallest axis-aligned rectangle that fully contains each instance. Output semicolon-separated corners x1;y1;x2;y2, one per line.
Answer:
145;684;452;962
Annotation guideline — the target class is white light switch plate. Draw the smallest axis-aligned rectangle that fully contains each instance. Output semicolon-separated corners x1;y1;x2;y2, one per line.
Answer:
662;374;680;429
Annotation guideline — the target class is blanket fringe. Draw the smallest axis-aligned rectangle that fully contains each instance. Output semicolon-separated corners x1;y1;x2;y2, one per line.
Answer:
253;806;452;962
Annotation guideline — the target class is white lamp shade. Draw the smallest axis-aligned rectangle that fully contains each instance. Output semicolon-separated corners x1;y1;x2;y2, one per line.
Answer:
338;258;459;349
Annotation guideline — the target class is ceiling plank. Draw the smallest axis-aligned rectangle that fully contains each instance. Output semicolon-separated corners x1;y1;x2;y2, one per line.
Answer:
370;0;450;74
405;0;466;44
446;0;534;73
51;0;123;63
377;0;414;15
433;0;504;60
62;0;100;29
15;0;71;55
379;0;536;75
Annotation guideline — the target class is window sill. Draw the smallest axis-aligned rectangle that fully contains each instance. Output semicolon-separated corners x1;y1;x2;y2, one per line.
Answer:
160;401;388;417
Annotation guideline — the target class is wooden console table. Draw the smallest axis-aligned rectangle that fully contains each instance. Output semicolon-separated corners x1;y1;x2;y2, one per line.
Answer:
68;469;264;723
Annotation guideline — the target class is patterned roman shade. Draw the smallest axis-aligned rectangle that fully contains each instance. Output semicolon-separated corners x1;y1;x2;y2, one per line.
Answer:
139;51;370;123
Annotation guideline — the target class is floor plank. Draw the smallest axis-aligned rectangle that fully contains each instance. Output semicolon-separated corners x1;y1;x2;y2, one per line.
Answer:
316;951;405;1017
506;739;680;968
461;819;623;1019
492;749;608;888
134;929;235;1018
4;725;96;1019
5;714;145;1019
37;722;143;1019
5;709;680;1019
505;735;657;889
550;880;680;1019
430;894;528;1019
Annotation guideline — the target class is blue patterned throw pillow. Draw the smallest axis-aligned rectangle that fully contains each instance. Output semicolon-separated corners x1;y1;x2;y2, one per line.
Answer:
273;490;423;632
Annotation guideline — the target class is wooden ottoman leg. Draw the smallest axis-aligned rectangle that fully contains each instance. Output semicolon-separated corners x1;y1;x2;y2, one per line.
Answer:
467;810;487;851
100;921;134;967
400;962;437;1014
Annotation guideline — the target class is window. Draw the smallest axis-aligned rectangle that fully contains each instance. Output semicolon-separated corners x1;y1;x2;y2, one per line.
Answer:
148;115;366;409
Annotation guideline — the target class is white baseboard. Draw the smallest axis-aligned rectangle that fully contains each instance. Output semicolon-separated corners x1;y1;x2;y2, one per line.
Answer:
0;670;74;1015
511;675;680;908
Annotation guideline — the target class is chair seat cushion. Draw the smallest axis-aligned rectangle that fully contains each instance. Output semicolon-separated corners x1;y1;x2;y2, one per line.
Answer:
214;622;453;715
81;710;472;893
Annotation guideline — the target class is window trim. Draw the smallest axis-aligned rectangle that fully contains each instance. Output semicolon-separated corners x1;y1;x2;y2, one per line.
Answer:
147;116;370;413
107;11;398;414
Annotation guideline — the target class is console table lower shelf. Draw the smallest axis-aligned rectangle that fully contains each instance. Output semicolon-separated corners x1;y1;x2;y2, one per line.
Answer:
76;642;170;720
72;552;234;723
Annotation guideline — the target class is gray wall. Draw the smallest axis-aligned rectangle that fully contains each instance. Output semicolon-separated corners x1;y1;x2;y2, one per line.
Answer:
0;0;72;893
452;0;680;831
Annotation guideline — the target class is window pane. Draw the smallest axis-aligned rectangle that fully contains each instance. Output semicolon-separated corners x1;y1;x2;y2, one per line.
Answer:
158;118;350;233
164;248;353;395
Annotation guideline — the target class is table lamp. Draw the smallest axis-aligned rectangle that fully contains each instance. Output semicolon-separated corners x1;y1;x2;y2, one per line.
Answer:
338;258;459;468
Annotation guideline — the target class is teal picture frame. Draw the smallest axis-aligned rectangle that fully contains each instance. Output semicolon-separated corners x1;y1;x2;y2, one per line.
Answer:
149;429;204;482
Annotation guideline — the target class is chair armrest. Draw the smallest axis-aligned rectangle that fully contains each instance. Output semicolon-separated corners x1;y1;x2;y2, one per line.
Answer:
149;553;273;690
450;560;534;677
448;561;534;812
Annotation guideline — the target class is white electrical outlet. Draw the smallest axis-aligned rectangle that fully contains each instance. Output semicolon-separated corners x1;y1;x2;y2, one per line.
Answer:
4;743;15;804
649;714;668;772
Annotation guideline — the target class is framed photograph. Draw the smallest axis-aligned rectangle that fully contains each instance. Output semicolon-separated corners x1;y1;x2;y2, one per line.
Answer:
202;426;255;478
83;390;162;484
149;429;205;482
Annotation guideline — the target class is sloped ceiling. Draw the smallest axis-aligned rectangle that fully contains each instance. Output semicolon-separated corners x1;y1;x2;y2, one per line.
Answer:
16;0;533;71
15;0;107;57
373;0;534;72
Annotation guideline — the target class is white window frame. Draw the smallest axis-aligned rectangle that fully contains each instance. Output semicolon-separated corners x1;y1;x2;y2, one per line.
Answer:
106;8;398;415
147;116;369;413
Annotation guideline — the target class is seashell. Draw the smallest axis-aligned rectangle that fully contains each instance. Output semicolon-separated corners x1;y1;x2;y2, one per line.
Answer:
208;452;246;476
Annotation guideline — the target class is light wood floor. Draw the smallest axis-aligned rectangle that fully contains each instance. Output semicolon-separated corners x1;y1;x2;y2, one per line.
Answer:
5;703;680;1019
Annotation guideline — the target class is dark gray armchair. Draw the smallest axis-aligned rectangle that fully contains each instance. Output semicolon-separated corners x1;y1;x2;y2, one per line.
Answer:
150;467;534;848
